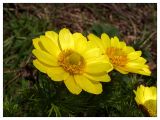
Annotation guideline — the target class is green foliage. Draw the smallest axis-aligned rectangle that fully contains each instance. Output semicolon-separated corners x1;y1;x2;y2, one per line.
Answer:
3;96;20;116
90;23;119;37
4;72;147;116
3;4;156;117
4;7;49;69
130;27;154;60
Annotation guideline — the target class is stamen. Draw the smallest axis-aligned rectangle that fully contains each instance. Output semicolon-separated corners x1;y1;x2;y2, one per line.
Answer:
58;49;85;75
106;47;127;67
144;100;157;116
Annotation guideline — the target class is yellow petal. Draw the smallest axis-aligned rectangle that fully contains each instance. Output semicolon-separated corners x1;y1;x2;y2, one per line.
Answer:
32;38;41;50
64;75;82;95
136;68;151;76
111;36;120;48
119;41;126;49
87;34;105;53
123;46;135;54
101;33;111;49
134;95;142;105
59;28;74;50
73;33;88;54
38;41;48;52
33;38;49;52
32;49;58;66
47;67;69;81
82;48;101;61
137;85;145;103
149;87;157;99
86;55;110;64
45;31;59;46
33;59;51;73
126;62;145;69
133;57;147;64
84;73;111;82
125;62;151;76
86;61;113;73
133;90;137;95
144;87;156;101
40;36;60;56
74;75;102;94
87;40;96;49
134;85;145;104
127;51;142;61
115;67;129;74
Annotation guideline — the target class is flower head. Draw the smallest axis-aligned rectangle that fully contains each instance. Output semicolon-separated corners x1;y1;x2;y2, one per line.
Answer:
88;33;151;76
133;85;157;117
32;28;113;95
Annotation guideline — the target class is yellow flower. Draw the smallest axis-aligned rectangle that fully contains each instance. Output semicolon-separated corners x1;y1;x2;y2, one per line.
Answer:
32;28;113;95
133;85;157;117
87;33;151;76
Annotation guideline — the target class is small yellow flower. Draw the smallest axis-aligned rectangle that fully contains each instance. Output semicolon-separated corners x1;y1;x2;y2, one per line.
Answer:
87;33;151;76
32;28;113;95
133;85;157;117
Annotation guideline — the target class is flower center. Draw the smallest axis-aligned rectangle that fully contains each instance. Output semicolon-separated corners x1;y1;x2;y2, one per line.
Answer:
106;47;127;67
58;49;85;75
143;100;157;116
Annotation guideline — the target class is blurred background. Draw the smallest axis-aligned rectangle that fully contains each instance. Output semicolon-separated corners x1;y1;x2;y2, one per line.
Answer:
3;3;157;117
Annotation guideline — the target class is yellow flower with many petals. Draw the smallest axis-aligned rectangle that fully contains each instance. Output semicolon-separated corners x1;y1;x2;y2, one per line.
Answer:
87;33;151;76
32;28;113;95
133;85;157;117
